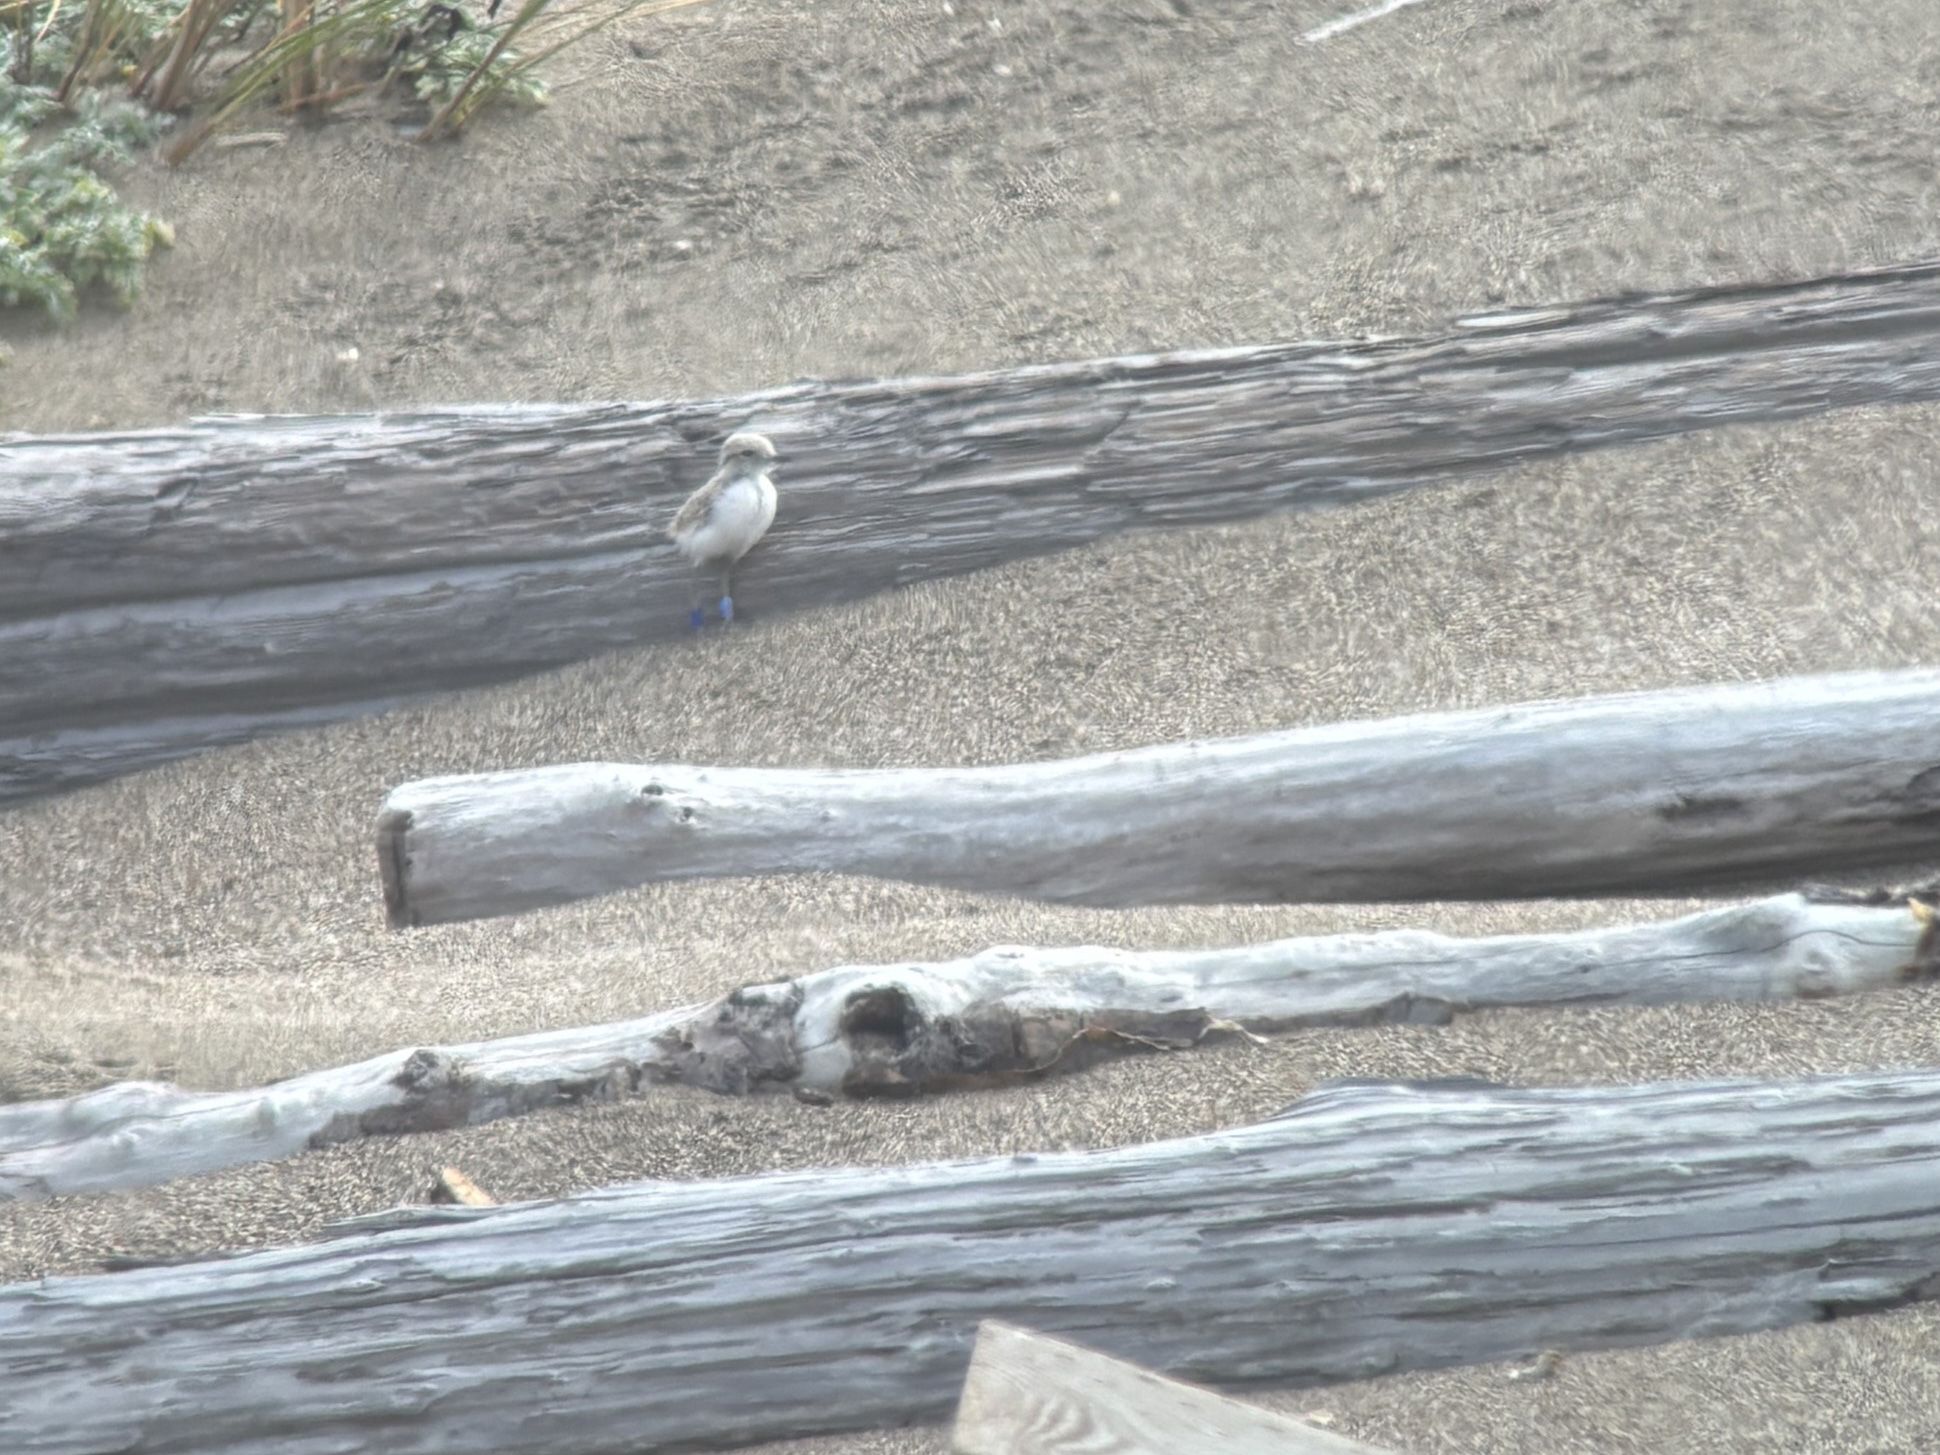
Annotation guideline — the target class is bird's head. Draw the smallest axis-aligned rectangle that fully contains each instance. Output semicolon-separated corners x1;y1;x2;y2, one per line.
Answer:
719;432;780;469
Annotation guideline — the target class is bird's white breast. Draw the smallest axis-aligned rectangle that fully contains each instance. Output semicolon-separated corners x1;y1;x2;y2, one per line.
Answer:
677;473;778;565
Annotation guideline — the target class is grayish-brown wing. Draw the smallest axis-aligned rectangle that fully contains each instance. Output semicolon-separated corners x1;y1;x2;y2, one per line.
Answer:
669;467;729;541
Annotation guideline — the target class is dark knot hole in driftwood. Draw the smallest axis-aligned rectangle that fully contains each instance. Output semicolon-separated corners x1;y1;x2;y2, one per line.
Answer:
839;985;927;1099
836;985;1018;1099
840;986;918;1051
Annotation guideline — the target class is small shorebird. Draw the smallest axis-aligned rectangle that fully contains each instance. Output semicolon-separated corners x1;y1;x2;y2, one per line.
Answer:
669;431;780;629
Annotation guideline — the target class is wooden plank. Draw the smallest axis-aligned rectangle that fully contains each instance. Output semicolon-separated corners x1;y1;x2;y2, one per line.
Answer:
377;667;1940;926
13;1068;1940;1453
951;1321;1399;1454
4;889;1928;1203
431;1167;498;1207
8;260;1940;805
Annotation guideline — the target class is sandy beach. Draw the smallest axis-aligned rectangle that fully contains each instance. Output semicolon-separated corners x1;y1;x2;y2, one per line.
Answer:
6;0;1940;1448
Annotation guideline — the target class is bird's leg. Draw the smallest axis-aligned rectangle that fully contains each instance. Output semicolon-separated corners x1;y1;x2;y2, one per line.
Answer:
688;567;706;632
719;562;735;625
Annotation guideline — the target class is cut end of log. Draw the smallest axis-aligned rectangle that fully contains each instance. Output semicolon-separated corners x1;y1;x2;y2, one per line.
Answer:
430;1166;498;1208
1902;898;1940;984
376;805;416;929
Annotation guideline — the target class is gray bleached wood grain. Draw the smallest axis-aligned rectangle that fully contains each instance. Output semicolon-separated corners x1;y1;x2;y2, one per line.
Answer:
2;891;1930;1202
9;260;1940;804
951;1322;1398;1455
0;1012;690;1204
15;1069;1940;1453
378;668;1940;926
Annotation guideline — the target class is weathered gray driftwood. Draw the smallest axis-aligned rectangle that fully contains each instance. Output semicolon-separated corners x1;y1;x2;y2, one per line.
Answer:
3;891;1931;1203
952;1322;1398;1455
9;261;1940;806
379;668;1940;926
15;1069;1940;1454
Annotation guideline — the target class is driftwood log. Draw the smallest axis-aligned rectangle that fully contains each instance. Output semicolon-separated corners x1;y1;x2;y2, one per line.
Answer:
3;891;1932;1202
951;1322;1395;1455
379;668;1940;926
9;261;1940;806
16;1069;1940;1453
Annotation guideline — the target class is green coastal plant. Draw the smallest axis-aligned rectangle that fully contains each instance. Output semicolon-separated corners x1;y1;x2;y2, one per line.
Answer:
2;0;714;319
0;84;171;319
